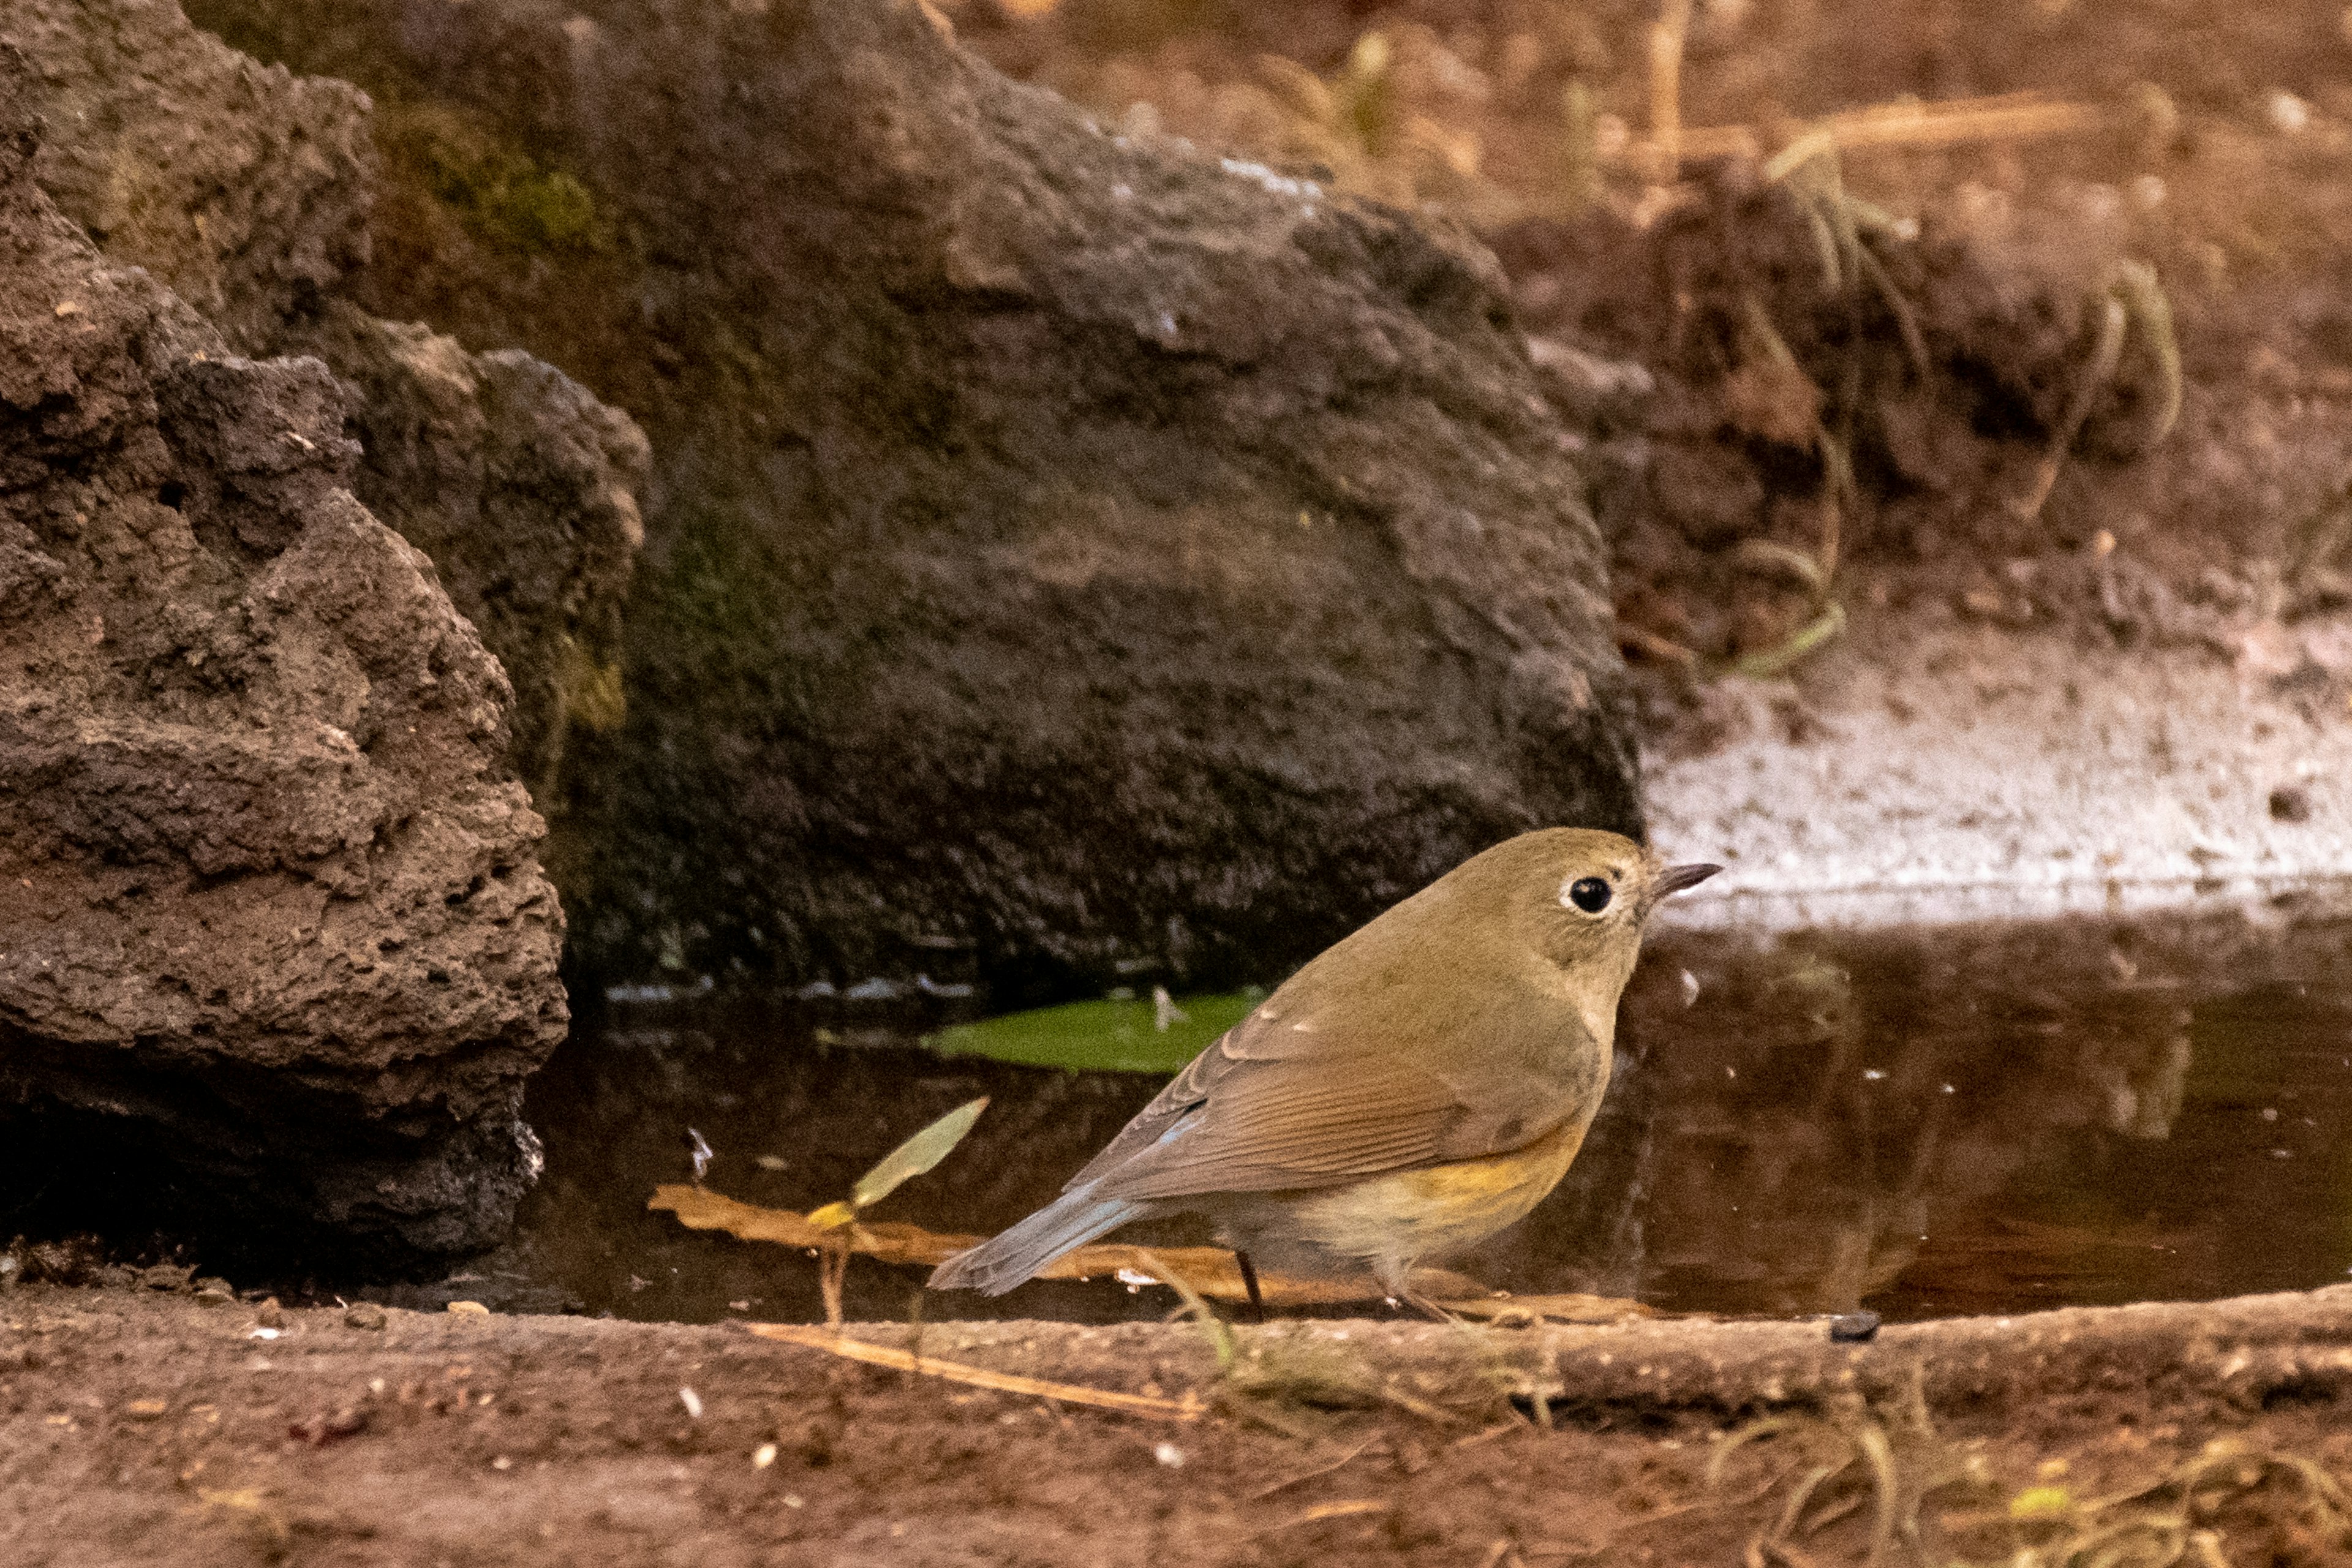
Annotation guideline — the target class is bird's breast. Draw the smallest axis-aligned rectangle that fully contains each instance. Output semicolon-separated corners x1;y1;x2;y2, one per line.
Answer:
1269;1112;1595;1265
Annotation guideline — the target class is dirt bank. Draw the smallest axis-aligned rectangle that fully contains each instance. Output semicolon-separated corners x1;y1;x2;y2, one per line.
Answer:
7;1281;2350;1566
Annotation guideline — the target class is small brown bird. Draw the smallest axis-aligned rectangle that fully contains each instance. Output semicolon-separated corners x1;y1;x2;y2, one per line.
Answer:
929;829;1719;1311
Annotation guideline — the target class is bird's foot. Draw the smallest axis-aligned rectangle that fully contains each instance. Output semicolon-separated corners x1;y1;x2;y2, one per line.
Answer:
1386;1289;1460;1324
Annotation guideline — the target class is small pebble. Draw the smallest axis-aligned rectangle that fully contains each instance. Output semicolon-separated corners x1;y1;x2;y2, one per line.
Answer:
123;1399;168;1422
2269;785;2313;823
255;1298;285;1329
192;1278;235;1307
1829;1311;1880;1343
447;1300;490;1317
344;1302;388;1331
288;1408;367;1446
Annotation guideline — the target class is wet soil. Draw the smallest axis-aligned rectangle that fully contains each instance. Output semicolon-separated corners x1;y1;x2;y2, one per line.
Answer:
7;1281;2351;1567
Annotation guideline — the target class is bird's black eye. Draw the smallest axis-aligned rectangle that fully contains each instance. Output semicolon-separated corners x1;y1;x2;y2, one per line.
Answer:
1567;876;1613;914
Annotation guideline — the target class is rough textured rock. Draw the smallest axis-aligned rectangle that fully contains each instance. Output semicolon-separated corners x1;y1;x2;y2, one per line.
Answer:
292;301;648;796
6;0;371;352
188;0;1646;997
0;49;567;1264
2;0;648;794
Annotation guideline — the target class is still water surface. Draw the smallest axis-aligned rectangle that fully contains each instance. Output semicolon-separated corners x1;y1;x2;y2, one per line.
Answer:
481;913;2352;1326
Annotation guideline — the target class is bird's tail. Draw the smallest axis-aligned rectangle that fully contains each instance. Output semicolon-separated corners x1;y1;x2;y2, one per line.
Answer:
927;1180;1146;1295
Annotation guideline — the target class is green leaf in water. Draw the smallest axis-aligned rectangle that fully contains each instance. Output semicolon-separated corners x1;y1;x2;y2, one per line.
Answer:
849;1096;989;1211
924;990;1264;1075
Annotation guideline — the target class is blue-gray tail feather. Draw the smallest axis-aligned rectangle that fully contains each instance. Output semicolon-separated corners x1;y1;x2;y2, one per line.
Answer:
927;1181;1144;1295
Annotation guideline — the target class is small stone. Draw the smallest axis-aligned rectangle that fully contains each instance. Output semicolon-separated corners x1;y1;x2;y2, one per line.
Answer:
288;1407;367;1446
255;1297;285;1329
140;1263;193;1292
344;1303;388;1330
123;1399;168;1422
447;1300;490;1317
2269;785;2313;823
1828;1311;1880;1343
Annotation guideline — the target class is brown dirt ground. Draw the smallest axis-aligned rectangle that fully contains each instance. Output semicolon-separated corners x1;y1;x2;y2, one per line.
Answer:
7;1280;2352;1566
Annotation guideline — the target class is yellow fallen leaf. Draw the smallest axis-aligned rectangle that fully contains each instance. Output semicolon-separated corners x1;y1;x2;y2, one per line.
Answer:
2010;1485;2074;1520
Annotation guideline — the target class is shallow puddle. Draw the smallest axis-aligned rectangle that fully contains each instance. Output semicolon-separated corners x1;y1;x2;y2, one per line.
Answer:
484;911;2352;1327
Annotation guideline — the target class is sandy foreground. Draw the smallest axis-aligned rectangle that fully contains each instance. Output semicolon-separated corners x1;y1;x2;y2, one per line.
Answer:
7;1281;2352;1566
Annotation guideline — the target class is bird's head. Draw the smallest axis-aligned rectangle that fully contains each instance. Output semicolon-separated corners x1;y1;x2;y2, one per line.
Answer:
1453;827;1721;982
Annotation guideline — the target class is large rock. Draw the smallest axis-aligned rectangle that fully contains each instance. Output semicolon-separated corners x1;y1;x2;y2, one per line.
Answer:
187;0;1645;996
0;50;567;1264
292;301;648;798
4;0;648;796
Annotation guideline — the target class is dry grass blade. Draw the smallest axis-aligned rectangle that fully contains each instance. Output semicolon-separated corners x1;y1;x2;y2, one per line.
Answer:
1709;1416;1800;1490
1853;1420;1899;1564
1562;80;1602;216
1774;1460;1853;1543
1851;241;1932;385
1659;91;2109;166
2112;260;2181;447
1250;1434;1380;1499
747;1323;1204;1419
1646;0;1693;184
1262;1499;1392;1533
1444;1292;1653;1324
1618;622;1701;666
2018;292;2128;522
1733;601;1846;679
1133;1246;1235;1372
1735;540;1830;596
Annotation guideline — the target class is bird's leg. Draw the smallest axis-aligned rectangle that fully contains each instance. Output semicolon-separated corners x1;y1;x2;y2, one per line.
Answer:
1235;1250;1267;1323
1381;1260;1458;1323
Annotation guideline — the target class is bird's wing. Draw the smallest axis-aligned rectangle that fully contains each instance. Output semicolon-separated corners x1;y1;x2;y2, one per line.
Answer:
1066;981;1597;1201
1058;1031;1242;1191
1085;1055;1471;1199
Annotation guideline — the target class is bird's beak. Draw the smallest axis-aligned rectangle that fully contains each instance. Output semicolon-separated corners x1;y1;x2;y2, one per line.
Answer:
1655;862;1723;897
